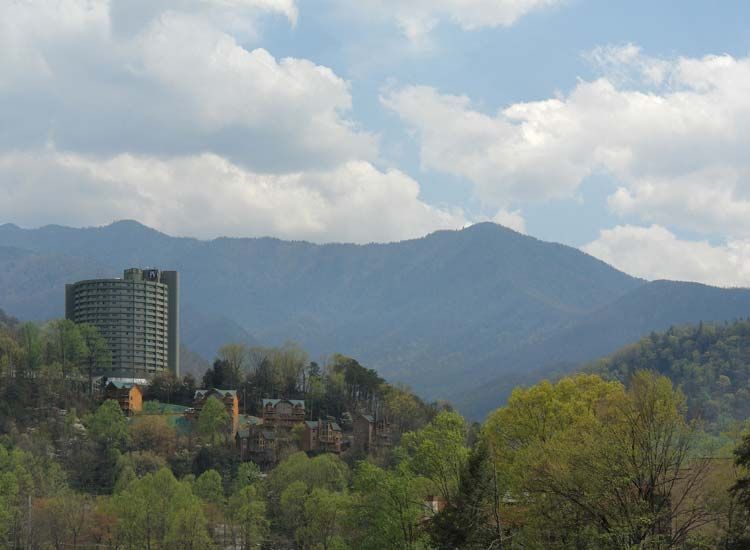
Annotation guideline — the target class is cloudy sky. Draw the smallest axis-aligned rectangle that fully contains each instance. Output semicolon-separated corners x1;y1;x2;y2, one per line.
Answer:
2;0;750;286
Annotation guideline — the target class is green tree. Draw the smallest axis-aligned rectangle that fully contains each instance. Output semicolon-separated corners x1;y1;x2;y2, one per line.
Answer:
232;462;262;493
280;480;308;537
399;410;469;503
164;496;214;550
78;323;111;396
298;488;351;550
194;469;224;507
269;453;349;504
88;400;130;450
351;462;429;550
428;437;504;549
198;396;229;445
112;467;211;549
484;372;715;547
229;484;269;550
218;343;249;384
47;319;87;379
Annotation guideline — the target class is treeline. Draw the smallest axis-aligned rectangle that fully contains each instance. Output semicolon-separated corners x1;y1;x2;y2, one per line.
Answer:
588;319;750;431
5;370;750;548
148;343;441;437
6;310;750;547
0;314;111;422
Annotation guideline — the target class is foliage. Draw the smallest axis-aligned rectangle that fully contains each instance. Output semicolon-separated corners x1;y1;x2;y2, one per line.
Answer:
198;396;230;445
399;410;469;503
485;371;720;547
351;461;430;549
129;415;178;457
228;484;269;549
589;320;750;432
111;467;212;549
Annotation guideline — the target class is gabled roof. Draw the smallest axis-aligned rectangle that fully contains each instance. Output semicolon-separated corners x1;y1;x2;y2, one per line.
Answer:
262;398;305;407
360;414;375;423
194;388;237;400
306;419;342;431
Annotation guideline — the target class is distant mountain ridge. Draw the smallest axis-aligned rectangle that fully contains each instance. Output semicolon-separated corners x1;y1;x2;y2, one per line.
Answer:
0;220;748;419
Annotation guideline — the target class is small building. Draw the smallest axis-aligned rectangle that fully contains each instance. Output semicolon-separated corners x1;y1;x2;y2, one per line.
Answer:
261;398;305;429
301;419;343;454
104;381;143;416
236;426;278;466
193;389;240;436
352;412;391;454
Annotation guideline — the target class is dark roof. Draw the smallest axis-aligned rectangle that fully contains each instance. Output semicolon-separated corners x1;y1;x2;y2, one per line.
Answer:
194;388;237;400
306;420;342;431
262;398;305;407
360;414;375;423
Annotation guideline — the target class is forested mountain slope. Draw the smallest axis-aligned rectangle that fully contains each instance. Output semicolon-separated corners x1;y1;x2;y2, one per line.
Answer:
1;220;749;417
588;319;750;430
457;281;750;419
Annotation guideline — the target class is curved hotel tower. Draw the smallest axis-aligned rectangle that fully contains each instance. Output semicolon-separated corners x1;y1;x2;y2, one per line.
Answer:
65;268;179;378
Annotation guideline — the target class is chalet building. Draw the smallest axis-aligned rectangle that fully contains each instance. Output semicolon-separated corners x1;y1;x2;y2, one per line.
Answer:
236;426;278;466
261;398;305;429
301;419;343;454
193;388;240;436
352;412;392;453
104;381;143;416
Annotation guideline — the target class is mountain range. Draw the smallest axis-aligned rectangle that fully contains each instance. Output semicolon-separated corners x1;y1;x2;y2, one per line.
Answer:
1;220;748;419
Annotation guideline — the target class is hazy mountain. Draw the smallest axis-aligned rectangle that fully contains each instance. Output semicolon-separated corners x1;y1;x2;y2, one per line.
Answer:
0;220;748;418
455;280;750;419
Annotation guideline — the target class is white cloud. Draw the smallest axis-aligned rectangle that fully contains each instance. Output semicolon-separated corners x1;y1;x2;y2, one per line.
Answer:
0;0;373;171
382;48;750;238
492;209;527;234
348;0;562;42
583;225;750;288
0;149;466;243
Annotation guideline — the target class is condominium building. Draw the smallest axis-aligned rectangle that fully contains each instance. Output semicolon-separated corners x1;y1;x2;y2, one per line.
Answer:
65;268;179;378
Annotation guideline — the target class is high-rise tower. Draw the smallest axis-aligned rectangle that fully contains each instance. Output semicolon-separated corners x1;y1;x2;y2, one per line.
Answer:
65;268;179;378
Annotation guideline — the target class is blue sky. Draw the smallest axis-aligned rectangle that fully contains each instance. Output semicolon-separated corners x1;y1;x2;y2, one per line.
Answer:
1;0;750;286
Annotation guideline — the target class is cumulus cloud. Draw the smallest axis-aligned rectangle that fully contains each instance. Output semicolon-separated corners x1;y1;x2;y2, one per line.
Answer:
0;0;481;243
347;0;562;42
0;149;466;243
492;209;527;234
583;225;750;288
382;48;750;238
0;0;374;171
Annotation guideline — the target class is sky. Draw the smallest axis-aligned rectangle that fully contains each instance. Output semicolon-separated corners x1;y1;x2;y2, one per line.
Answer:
2;0;750;287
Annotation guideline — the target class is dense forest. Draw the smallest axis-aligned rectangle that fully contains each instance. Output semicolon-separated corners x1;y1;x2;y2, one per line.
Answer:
588;320;750;433
3;310;750;547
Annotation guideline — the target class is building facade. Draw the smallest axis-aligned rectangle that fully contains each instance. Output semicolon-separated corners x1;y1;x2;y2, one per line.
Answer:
236;427;278;465
261;398;305;429
301;419;343;454
352;412;391;454
66;268;179;378
104;381;143;416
